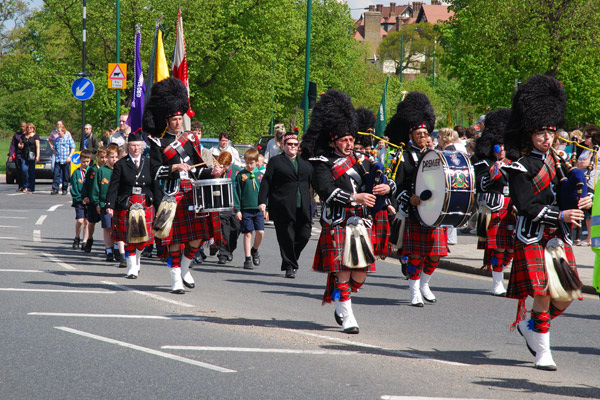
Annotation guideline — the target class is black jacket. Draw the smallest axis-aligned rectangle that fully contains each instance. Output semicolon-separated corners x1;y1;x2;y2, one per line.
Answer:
80;133;99;157
106;156;159;211
258;153;313;222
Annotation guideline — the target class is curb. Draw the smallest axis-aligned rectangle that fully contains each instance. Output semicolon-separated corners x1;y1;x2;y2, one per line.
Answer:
439;259;598;297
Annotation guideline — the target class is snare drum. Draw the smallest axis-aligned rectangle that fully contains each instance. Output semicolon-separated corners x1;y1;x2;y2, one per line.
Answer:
192;178;233;213
414;150;475;227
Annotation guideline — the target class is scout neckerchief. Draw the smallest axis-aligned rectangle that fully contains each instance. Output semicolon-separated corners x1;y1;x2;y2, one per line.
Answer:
532;152;556;195
331;154;357;180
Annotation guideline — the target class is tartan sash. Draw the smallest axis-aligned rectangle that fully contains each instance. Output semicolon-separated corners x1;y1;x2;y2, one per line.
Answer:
331;155;357;180
163;133;204;165
532;154;556;195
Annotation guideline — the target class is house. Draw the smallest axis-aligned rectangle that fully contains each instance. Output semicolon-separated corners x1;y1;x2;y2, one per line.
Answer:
415;4;454;24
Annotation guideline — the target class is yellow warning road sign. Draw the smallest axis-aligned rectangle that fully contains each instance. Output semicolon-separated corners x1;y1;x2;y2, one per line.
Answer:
108;63;127;89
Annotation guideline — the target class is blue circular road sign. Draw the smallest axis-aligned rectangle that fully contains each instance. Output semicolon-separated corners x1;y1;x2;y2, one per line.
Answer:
72;77;95;101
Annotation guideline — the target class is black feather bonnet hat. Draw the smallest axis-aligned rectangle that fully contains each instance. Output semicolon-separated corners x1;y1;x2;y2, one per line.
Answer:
142;77;189;137
384;91;435;146
355;107;376;148
300;89;357;159
474;108;511;159
504;74;566;161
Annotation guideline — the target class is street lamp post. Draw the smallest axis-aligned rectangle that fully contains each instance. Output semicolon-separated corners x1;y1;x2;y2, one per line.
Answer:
399;32;404;82
432;40;436;88
115;0;121;126
303;0;312;133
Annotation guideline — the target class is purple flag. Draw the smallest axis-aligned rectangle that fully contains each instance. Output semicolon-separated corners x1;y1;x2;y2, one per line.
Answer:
127;28;145;133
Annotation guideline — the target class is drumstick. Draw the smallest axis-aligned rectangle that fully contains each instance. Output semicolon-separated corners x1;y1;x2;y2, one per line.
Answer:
188;161;207;168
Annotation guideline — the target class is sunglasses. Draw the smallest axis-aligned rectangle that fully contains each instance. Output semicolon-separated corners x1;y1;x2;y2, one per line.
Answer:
585;135;592;139
285;142;299;147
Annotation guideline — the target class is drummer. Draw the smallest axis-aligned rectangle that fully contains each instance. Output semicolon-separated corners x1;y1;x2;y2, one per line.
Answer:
145;78;223;294
385;92;448;307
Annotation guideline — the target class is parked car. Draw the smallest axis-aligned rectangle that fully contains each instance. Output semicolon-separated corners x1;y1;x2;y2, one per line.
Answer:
5;136;54;184
256;135;274;155
200;137;219;150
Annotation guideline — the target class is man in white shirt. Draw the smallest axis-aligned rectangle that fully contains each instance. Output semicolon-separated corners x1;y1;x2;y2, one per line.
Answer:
211;132;241;167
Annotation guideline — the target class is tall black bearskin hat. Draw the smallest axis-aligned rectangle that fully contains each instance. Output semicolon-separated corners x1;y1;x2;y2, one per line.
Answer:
300;89;357;159
142;77;189;137
356;107;376;148
504;74;566;161
474;108;511;159
384;91;435;146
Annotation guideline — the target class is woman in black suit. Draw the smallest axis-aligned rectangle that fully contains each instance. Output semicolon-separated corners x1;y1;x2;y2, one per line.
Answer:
258;130;313;278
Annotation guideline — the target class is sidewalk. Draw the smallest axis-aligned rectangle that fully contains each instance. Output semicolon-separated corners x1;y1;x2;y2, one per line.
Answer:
442;231;598;296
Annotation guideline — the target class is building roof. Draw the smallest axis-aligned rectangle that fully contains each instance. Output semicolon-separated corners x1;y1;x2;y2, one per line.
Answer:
416;4;454;24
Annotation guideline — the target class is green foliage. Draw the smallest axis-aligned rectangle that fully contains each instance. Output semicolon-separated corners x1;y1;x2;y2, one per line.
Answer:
0;0;387;144
378;23;439;76
441;0;600;126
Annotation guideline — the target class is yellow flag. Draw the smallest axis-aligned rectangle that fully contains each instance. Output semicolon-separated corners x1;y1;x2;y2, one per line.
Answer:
155;28;169;83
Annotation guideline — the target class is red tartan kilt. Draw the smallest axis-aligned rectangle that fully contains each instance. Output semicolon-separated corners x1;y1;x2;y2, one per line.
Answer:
372;209;391;258
506;227;577;299
111;194;154;244
312;208;377;274
208;211;222;245
401;216;448;257
160;180;212;245
485;197;515;250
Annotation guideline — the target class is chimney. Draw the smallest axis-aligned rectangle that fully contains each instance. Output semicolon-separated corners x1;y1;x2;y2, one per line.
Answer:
368;5;375;11
412;2;422;15
390;2;396;15
363;10;383;54
376;4;383;13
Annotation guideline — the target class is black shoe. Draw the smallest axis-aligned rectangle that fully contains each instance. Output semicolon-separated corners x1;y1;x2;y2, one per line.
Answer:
141;249;153;258
125;274;137;279
113;251;121;262
343;326;360;334
218;257;227;265
105;251;114;262
334;310;343;326
62;191;68;195
199;249;208;261
72;237;80;249
183;279;195;289
285;268;295;278
84;238;93;253
118;258;127;268
209;246;218;256
243;259;254;270
51;190;58;195
80;241;86;250
227;255;233;262
251;249;260;266
170;289;185;295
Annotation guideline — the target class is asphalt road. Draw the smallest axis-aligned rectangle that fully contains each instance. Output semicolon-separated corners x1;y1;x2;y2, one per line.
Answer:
0;182;599;400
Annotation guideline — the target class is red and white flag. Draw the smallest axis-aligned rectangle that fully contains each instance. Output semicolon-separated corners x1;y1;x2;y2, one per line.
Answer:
172;8;195;130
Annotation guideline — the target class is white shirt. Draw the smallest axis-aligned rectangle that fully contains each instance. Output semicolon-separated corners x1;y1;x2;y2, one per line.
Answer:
264;138;282;162
211;144;241;167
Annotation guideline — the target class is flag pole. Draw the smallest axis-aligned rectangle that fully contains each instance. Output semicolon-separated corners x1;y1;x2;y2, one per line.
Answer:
115;0;121;127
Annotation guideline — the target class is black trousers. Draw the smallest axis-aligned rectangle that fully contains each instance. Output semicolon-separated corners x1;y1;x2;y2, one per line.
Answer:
274;208;312;271
219;211;240;258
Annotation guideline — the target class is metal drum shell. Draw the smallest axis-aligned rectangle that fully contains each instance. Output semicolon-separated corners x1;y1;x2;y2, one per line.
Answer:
192;178;234;213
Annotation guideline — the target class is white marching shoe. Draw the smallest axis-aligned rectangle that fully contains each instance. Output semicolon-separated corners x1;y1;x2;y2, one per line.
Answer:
125;253;139;279
420;273;436;303
409;279;424;307
517;318;537;356
491;270;507;296
337;299;359;334
180;257;196;289
533;331;557;371
170;267;185;294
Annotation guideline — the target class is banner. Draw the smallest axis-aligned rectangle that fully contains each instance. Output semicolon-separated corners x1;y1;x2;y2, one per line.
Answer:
375;76;389;138
127;26;145;133
146;24;169;102
172;9;195;131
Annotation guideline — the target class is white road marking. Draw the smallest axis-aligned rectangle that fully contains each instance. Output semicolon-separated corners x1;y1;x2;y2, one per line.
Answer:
0;236;17;240
0;225;18;228
6;193;24;196
161;346;353;355
0;216;26;219
0;288;114;294
101;281;195;308
55;327;236;373
0;269;42;273
0;252;26;255
47;204;64;212
0;209;27;212
33;230;41;242
35;215;47;225
42;253;75;270
381;397;496;400
29;312;205;321
280;328;469;367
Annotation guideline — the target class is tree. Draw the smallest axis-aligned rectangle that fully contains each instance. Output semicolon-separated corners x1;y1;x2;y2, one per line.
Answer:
440;0;600;126
377;23;439;76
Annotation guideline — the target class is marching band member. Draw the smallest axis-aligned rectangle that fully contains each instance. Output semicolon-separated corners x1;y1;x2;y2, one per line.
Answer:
473;108;514;296
144;78;223;294
301;90;392;334
106;131;159;279
503;74;590;371
385;92;447;307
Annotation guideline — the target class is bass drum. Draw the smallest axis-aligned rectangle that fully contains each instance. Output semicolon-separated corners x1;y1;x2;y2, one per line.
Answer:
414;149;475;227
